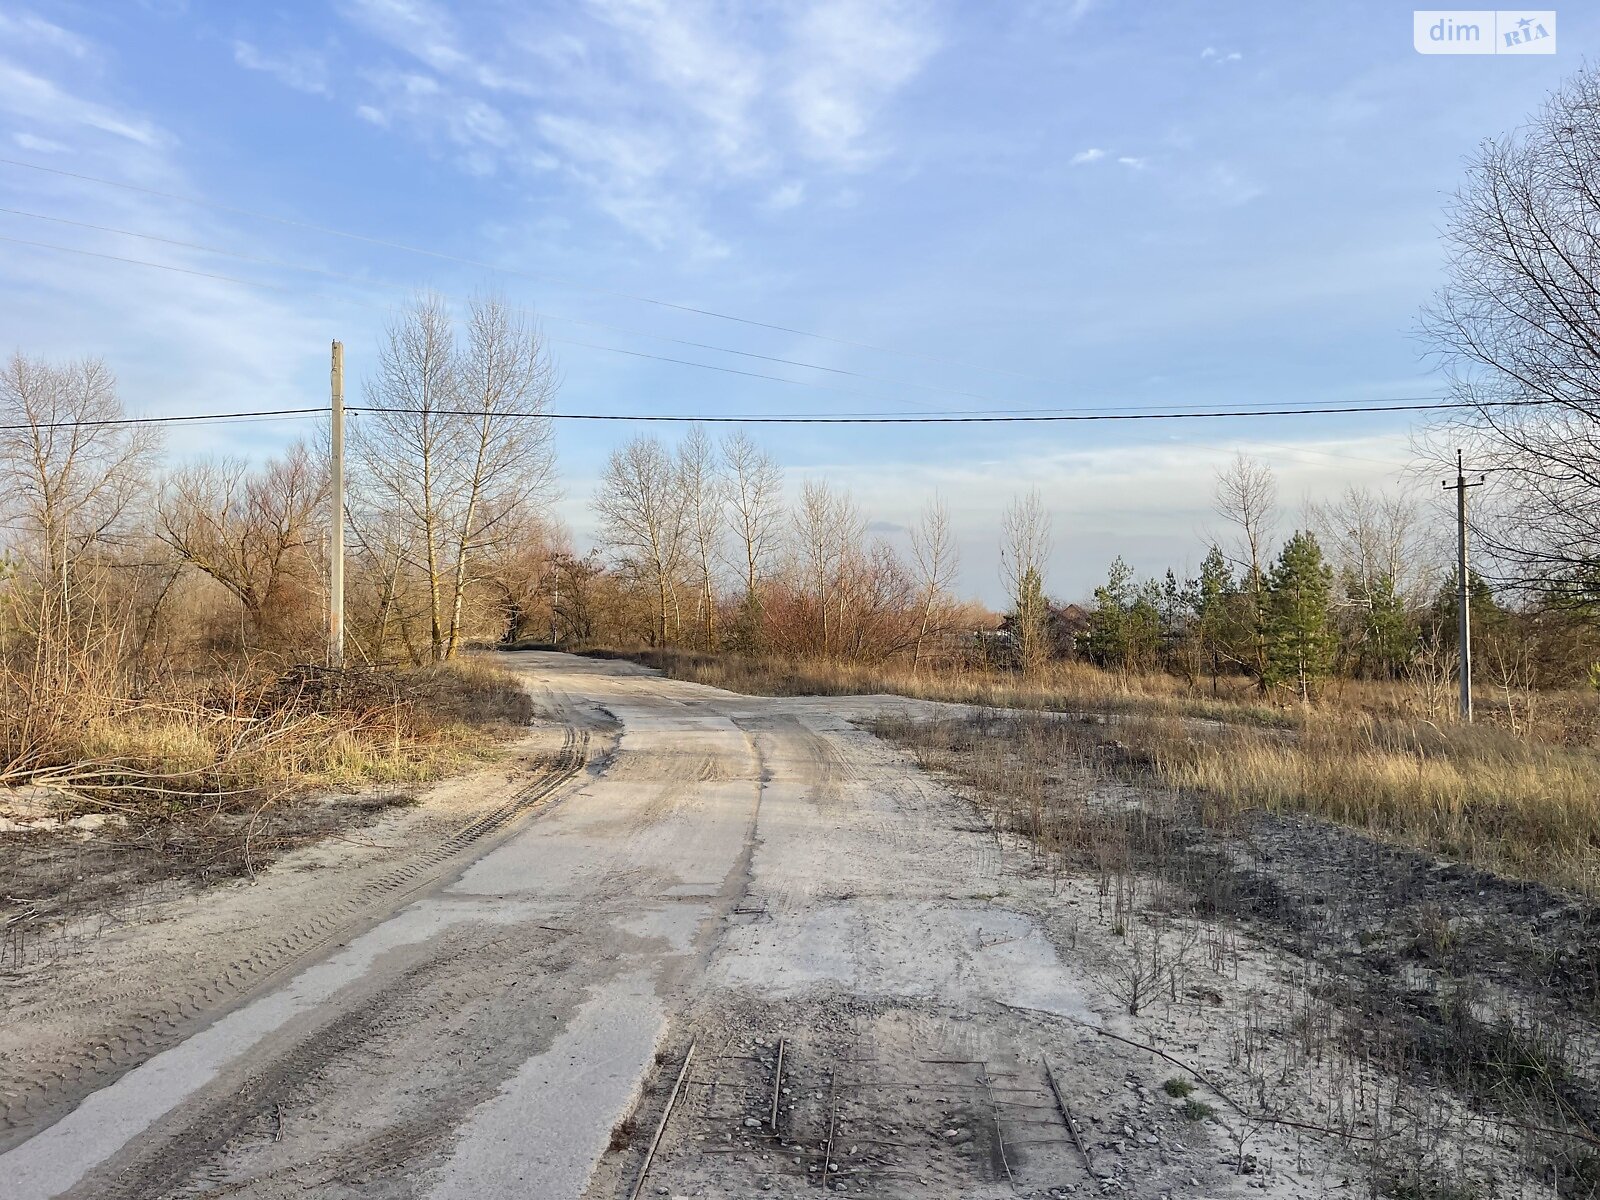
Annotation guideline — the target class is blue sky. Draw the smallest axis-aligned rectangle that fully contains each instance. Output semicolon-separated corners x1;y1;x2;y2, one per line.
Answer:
0;2;1588;602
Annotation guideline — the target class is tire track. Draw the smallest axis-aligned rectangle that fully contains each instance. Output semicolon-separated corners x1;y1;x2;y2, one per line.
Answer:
0;727;589;1146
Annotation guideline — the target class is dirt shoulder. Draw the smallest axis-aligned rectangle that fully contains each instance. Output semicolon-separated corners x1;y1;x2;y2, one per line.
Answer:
875;706;1600;1198
0;719;587;1153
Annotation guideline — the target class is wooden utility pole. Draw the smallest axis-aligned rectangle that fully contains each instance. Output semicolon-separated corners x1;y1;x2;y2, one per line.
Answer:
1443;450;1485;722
330;340;345;669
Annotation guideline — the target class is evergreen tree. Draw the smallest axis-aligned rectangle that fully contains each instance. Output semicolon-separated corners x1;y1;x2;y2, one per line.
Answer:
1362;572;1416;679
1195;546;1241;694
1264;531;1337;701
1085;557;1136;669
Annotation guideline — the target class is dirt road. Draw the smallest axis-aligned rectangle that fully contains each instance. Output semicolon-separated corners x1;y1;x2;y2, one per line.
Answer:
0;653;1339;1198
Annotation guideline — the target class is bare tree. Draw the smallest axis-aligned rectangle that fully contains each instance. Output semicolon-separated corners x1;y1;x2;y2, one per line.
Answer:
676;426;725;650
909;495;959;674
720;431;783;645
349;293;557;662
1305;486;1433;604
442;294;558;657
158;443;328;650
792;480;864;657
594;436;688;646
349;295;458;662
1213;453;1277;685
0;352;160;584
1000;489;1052;676
1420;64;1600;605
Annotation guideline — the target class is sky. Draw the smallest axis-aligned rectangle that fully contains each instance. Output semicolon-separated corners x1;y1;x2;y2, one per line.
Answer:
0;1;1588;604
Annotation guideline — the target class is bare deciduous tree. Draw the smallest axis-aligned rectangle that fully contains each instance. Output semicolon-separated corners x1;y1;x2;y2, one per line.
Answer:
1213;453;1277;685
158;443;328;649
909;495;959;674
792;480;864;657
720;431;783;646
1421;65;1600;605
677;426;725;650
1000;489;1051;676
594;436;688;646
349;293;556;662
443;295;558;657
1305;485;1430;604
0;352;160;582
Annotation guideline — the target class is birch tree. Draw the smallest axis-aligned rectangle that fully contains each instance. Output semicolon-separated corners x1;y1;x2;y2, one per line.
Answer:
349;293;556;662
909;495;959;673
676;426;725;650
720;431;783;647
594;436;687;645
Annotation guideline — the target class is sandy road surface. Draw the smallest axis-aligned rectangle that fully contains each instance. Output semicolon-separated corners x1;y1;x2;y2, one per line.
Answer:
0;653;1335;1199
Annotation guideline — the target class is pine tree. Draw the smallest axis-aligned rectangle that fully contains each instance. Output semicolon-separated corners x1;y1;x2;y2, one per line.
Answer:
1195;546;1240;694
1362;572;1415;679
1264;531;1336;701
1086;557;1136;669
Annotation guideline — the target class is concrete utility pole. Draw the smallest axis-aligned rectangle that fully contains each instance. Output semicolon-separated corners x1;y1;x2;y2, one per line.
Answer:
1443;450;1485;722
330;340;345;669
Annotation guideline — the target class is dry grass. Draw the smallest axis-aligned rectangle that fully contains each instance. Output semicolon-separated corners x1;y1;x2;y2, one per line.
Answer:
616;647;1600;744
1;654;534;823
615;646;1600;894
1136;714;1600;893
597;647;1289;726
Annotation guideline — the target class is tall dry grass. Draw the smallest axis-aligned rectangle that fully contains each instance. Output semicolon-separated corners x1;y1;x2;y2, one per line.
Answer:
2;653;533;822
1138;714;1600;892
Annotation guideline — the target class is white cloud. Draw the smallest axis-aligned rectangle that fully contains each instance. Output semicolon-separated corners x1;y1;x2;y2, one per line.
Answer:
586;0;764;164
232;40;332;96
285;2;940;253
0;62;164;147
1116;155;1148;169
0;11;92;59
12;131;70;153
1201;46;1243;63
784;0;940;166
1070;147;1105;165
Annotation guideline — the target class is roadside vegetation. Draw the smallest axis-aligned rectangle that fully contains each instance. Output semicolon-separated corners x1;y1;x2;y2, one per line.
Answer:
0;300;557;878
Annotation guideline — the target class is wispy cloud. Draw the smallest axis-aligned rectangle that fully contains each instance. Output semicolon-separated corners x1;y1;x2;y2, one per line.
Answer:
0;62;164;147
12;131;70;154
1116;155;1148;170
233;40;332;96
0;11;92;59
277;1;943;253
784;0;940;166
1201;46;1243;63
1070;147;1105;165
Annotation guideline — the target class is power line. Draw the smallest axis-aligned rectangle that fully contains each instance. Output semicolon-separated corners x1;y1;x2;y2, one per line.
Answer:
3;396;1556;435
0;205;998;411
0;233;1010;412
0;408;324;432
350;398;1545;424
0;155;1051;384
0;230;1466;422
